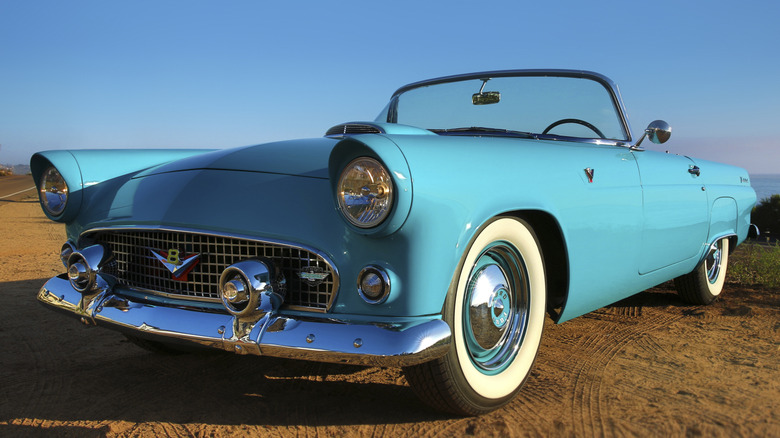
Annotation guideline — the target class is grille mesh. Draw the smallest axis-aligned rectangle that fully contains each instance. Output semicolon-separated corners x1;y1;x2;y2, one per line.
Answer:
88;229;337;312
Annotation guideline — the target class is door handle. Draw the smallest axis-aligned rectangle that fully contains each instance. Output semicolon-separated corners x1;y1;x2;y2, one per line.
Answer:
688;166;701;176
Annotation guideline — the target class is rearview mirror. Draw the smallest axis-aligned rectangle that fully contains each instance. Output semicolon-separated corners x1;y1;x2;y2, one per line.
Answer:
472;91;501;105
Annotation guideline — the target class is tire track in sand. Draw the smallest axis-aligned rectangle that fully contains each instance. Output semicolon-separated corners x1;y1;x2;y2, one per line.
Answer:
568;304;689;437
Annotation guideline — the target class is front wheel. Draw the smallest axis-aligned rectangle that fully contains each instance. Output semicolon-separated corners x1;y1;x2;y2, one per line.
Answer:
404;218;546;415
674;238;729;305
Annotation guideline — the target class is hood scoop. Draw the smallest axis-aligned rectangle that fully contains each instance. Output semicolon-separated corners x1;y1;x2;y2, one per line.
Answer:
325;123;385;137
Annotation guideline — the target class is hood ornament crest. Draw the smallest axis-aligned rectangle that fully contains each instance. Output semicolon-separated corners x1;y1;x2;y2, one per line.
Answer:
150;248;200;281
298;266;330;286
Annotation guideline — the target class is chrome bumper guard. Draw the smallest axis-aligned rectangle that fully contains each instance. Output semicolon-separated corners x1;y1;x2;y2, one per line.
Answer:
38;275;451;367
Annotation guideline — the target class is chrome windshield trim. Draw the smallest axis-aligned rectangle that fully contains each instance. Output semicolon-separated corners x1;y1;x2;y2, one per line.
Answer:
431;130;630;147
78;225;340;311
387;69;633;143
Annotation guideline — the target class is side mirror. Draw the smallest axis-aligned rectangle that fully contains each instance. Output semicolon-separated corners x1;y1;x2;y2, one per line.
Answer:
646;120;672;144
632;120;672;149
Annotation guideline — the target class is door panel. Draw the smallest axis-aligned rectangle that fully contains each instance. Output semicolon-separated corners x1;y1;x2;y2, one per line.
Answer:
634;151;708;274
554;144;643;321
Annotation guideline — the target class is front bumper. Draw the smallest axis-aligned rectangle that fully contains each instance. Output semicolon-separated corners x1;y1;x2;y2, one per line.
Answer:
38;275;451;367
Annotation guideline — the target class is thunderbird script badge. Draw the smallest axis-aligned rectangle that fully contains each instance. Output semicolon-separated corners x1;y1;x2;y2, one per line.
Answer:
298;266;329;286
150;249;200;281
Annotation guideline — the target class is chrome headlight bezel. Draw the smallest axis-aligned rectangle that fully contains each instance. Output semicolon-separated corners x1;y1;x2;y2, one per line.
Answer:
39;166;69;216
357;265;391;304
336;157;395;229
31;152;84;223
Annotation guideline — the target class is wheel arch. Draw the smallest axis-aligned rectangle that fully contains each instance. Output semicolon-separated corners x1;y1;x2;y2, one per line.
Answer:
497;210;570;322
727;235;738;253
704;195;739;261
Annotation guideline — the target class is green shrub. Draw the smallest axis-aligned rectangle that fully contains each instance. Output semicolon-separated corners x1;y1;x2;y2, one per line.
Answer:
728;242;780;288
752;194;780;238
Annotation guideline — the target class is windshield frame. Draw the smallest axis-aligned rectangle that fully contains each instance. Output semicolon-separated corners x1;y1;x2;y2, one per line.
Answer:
381;69;634;144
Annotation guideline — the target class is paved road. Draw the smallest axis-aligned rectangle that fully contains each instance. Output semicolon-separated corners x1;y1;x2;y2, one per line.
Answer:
0;175;36;202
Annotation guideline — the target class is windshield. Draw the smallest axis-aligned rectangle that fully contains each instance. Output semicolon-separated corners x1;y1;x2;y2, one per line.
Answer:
376;74;629;141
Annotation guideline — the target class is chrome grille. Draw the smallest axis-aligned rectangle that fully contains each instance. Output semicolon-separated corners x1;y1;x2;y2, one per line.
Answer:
87;229;338;312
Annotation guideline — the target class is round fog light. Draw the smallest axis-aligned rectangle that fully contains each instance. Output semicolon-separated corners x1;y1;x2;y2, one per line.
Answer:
357;265;390;304
64;244;111;294
219;259;285;317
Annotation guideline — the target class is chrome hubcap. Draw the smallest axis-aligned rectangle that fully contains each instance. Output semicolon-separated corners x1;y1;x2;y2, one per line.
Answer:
463;243;529;374
706;241;723;284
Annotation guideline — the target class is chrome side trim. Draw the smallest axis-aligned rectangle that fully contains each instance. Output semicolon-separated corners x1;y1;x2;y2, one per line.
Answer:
699;234;737;265
38;275;451;367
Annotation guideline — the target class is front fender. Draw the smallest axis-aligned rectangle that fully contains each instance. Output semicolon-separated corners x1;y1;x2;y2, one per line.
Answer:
328;135;413;237
31;149;214;222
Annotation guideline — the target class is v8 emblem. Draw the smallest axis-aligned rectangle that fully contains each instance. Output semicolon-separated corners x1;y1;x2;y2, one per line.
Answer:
165;249;181;265
150;248;200;281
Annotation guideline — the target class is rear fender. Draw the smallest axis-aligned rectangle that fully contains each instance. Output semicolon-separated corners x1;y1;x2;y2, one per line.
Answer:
708;197;738;253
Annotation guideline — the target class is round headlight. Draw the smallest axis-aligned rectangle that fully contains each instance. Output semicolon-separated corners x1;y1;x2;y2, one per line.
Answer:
337;157;394;228
39;166;69;216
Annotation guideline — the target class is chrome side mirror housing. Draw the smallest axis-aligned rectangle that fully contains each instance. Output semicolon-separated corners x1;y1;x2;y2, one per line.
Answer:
631;120;672;150
646;120;672;144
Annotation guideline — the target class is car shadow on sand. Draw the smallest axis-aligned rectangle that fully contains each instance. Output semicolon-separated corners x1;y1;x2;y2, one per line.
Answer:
605;281;778;314
4;277;775;432
0;278;450;430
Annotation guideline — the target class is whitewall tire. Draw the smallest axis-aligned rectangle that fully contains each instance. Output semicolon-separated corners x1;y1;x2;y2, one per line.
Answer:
674;238;729;305
404;217;546;415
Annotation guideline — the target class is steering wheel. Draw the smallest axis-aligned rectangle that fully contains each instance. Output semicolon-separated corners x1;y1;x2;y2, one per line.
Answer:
542;118;606;139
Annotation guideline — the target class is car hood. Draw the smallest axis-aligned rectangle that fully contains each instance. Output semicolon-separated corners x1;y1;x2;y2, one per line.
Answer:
137;138;340;180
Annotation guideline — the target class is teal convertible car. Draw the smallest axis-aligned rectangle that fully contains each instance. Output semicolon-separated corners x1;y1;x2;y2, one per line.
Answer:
33;70;756;415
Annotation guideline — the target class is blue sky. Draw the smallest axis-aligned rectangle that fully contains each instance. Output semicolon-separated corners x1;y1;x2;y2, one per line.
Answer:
1;0;778;174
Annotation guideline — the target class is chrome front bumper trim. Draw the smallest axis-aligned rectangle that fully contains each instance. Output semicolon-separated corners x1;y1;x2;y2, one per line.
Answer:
38;275;451;367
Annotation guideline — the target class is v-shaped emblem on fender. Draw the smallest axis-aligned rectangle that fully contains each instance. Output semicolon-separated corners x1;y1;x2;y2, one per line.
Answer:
584;167;595;183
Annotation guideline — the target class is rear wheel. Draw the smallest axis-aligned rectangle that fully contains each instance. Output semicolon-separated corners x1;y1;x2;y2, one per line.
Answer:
674;238;729;305
404;217;546;415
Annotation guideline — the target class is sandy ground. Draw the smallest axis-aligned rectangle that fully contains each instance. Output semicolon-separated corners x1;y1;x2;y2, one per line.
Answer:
1;182;778;437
